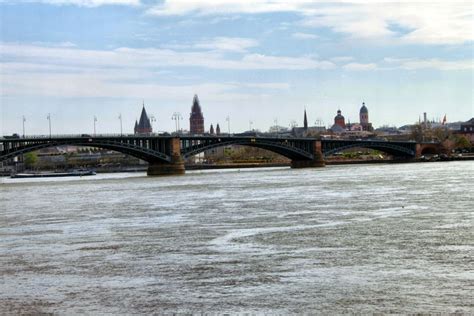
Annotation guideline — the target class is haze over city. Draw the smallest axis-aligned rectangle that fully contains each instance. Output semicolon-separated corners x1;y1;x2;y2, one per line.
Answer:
1;0;473;135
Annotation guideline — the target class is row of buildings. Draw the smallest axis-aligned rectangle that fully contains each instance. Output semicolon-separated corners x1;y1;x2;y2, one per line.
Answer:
133;95;374;136
131;95;473;145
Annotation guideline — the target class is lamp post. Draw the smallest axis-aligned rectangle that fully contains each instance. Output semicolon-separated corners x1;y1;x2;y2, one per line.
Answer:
47;113;51;138
172;112;183;133
93;116;97;136
118;114;123;136
226;116;231;135
249;120;253;131
22;116;26;138
150;115;156;134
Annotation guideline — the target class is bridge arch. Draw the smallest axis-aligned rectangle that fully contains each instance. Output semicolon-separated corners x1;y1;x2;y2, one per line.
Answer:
0;138;172;164
322;141;416;158
181;137;315;161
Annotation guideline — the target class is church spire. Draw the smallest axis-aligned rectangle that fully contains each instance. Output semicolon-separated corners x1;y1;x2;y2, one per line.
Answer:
303;108;308;130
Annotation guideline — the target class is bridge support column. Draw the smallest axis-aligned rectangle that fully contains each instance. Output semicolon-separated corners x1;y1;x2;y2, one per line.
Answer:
147;138;185;176
291;140;325;168
415;144;422;159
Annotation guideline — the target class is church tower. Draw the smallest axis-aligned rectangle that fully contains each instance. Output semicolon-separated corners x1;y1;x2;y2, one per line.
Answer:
303;109;308;130
189;94;205;134
334;109;346;128
359;102;373;131
360;102;369;125
134;102;153;135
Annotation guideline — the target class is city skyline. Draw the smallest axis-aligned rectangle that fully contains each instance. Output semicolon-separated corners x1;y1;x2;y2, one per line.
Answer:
1;0;473;135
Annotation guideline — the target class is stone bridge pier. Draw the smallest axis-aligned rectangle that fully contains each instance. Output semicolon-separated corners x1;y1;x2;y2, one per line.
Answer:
290;140;325;168
147;138;185;176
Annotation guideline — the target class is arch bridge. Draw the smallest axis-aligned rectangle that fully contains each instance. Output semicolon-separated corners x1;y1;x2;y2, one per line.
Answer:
0;135;439;176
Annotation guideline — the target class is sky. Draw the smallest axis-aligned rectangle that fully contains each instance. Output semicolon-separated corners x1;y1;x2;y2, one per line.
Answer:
1;0;473;135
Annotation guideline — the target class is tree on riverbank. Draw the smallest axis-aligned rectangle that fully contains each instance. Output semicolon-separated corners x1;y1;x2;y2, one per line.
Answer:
24;152;38;168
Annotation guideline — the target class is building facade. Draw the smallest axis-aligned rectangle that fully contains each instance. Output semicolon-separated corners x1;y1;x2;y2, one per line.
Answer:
189;94;205;134
459;118;474;143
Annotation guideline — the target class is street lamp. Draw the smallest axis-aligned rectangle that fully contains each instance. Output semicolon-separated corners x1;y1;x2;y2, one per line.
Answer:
150;115;156;134
47;113;51;138
249;120;253;131
172;112;183;133
22;116;26;138
226;116;231;135
118;113;123;136
93;116;97;136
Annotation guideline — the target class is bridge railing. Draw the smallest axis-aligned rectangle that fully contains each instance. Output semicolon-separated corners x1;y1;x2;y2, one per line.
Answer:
0;132;172;140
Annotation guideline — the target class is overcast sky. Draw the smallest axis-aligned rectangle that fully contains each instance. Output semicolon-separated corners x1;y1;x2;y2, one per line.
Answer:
1;0;473;135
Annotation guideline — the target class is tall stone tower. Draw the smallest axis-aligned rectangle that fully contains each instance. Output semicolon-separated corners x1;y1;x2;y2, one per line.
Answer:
359;102;373;131
360;102;369;125
334;109;346;128
189;94;204;134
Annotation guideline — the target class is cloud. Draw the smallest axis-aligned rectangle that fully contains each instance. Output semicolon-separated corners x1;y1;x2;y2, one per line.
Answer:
384;58;474;71
0;42;318;98
146;0;313;16
147;1;473;45
3;0;140;6
292;32;319;40
341;58;474;71
193;37;259;53
330;56;354;63
0;42;333;71
342;62;377;71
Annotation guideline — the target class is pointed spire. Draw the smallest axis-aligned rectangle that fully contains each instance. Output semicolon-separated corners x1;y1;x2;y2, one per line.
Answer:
303;108;308;130
210;124;215;135
135;102;153;134
216;123;221;135
191;94;201;113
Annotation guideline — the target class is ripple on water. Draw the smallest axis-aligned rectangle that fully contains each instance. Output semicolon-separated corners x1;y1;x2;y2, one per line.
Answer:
0;162;473;314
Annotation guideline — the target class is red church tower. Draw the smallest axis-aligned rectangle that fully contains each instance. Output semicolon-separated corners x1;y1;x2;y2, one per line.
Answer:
334;109;346;129
189;94;204;134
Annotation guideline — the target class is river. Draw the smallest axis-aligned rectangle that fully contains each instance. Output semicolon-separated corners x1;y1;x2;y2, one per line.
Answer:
0;161;473;314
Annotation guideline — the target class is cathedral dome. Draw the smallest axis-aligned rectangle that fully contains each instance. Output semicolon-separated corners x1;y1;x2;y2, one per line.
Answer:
360;102;368;114
334;109;345;120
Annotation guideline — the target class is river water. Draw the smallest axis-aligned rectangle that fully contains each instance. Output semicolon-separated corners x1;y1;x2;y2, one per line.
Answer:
1;161;473;314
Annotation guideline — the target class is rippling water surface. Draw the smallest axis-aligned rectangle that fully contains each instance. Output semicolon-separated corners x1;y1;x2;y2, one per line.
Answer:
1;162;473;314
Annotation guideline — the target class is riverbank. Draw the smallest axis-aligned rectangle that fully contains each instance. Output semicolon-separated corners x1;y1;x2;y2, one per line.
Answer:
2;155;473;176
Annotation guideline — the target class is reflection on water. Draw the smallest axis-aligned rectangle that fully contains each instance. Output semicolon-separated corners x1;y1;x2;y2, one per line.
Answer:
1;162;473;314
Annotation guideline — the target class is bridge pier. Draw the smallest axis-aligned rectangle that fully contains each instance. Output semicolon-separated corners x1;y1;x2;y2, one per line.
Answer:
147;160;185;176
147;138;185;176
291;141;325;168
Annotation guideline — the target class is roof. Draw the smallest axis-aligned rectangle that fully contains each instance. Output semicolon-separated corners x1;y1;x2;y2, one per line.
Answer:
360;102;368;114
137;106;152;130
191;94;202;114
